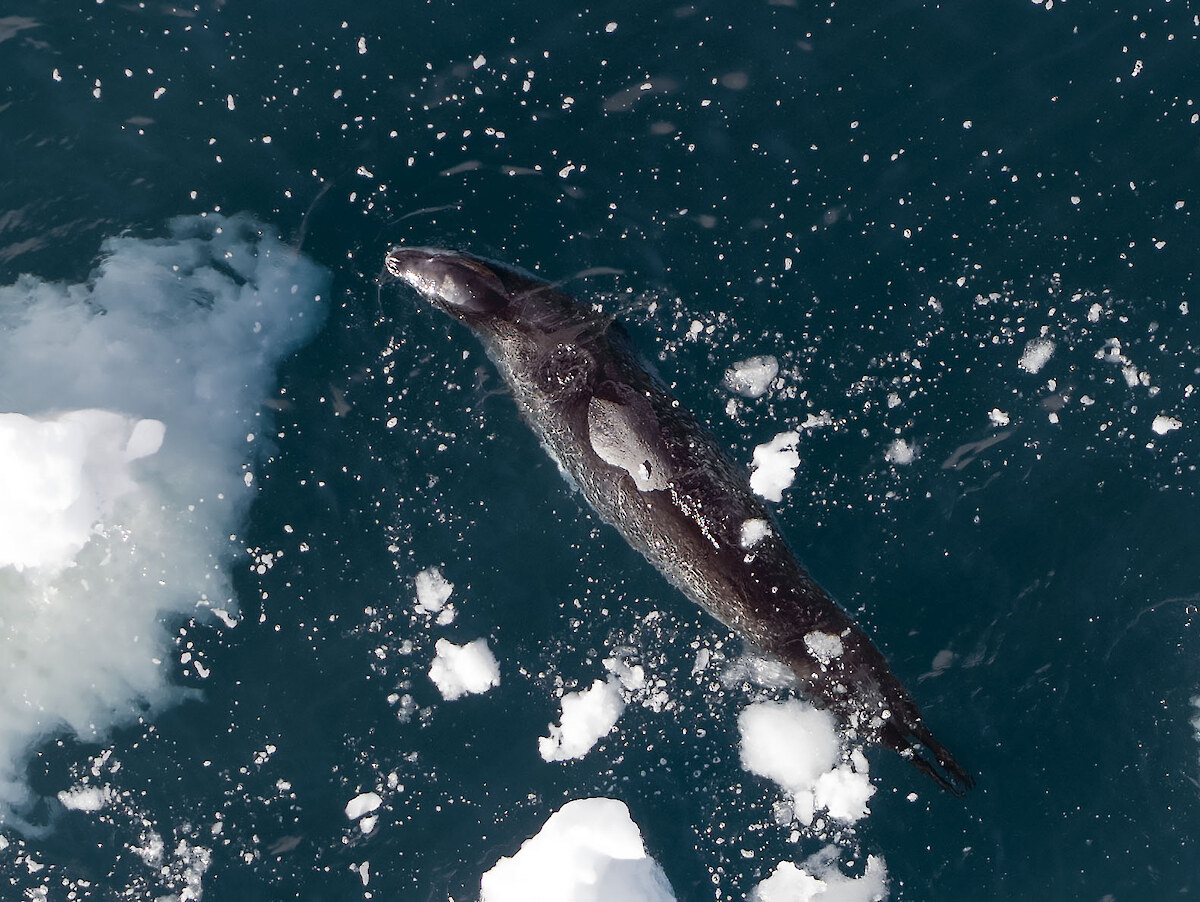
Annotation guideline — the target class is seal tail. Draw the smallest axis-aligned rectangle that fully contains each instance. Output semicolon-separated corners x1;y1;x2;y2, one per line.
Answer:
879;712;974;795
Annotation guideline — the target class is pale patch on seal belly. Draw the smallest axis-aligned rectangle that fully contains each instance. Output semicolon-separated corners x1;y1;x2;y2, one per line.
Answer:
803;630;845;667
587;392;673;492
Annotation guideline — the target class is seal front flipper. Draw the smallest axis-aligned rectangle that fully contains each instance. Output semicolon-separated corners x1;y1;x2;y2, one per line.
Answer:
586;381;674;493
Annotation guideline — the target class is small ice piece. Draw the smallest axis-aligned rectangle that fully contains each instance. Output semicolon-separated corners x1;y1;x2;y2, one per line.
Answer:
739;699;839;798
479;797;676;902
539;678;626;761
428;638;500;700
749;431;800;502
345;791;382;820
1151;415;1182;435
1018;337;1055;374
723;355;779;399
738;698;875;826
739;518;772;549
803;631;844;665
604;656;646;691
988;408;1010;427
124;418;166;460
414;566;454;614
750;853;888;902
57;785;115;812
884;438;915;466
814;765;875;823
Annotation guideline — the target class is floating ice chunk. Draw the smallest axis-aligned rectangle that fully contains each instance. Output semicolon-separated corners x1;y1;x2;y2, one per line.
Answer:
604;655;646;691
750;851;888;902
57;785;115;812
884;438;916;466
414;566;454;615
739;517;772;549
803;631;844;665
814;761;874;823
750;431;800;502
739;700;839;803
724;355;779;399
738;699;875;826
345;791;382;820
479;797;676;902
539;678;626;761
1018;338;1055;374
428;638;500;700
1152;415;1182;435
988;408;1010;427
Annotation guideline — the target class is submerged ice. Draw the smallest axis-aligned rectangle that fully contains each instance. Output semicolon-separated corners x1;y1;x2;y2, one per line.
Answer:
0;213;327;821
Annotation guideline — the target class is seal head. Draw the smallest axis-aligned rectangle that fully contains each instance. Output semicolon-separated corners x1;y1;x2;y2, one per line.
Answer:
385;246;509;317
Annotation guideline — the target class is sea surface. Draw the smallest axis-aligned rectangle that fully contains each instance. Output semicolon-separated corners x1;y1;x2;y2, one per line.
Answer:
1;1;1198;899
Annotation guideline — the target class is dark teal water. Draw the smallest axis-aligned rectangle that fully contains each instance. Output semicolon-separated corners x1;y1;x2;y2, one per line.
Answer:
3;1;1199;899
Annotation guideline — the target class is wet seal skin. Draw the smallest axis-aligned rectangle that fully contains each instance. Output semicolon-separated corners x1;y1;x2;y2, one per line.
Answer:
385;245;973;793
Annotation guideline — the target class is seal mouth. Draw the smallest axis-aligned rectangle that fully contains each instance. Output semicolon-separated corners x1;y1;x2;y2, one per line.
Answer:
385;246;510;316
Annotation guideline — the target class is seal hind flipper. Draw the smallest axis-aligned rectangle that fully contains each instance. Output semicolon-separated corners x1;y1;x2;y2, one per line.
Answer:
880;709;975;795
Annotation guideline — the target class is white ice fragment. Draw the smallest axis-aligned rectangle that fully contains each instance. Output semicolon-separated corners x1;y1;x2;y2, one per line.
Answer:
750;853;888;902
988;408;1010;427
884;438;915;465
604;655;646;691
479;798;676;902
57;785;115;812
345;791;382;820
738;698;875;826
750;431;800;502
814;766;875;823
739;518;772;549
1152;415;1182;435
1018;337;1055;374
800;411;834;430
803;631;844;665
539;678;626;761
414;566;454;614
428;638;500;700
739;700;838;798
723;355;779;399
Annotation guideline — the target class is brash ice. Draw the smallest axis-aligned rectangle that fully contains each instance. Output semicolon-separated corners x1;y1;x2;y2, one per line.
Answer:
385;246;973;793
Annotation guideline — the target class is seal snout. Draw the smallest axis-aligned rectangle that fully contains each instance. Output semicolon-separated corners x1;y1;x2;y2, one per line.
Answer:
385;246;510;316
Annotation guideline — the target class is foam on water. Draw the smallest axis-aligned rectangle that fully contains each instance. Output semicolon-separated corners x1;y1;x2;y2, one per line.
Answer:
0;214;327;825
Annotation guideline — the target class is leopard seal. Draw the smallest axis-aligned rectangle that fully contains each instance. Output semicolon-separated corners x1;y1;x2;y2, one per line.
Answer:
384;246;972;793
